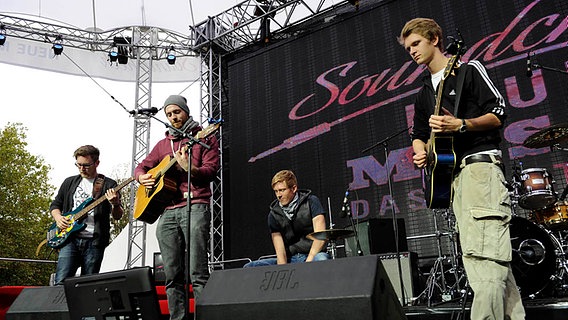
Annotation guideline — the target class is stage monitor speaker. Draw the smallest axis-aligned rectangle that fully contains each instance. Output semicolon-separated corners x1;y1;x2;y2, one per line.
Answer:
5;286;70;320
197;255;407;320
345;218;407;256
377;252;420;305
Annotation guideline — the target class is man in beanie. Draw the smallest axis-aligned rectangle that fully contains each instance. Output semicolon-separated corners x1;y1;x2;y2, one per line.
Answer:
135;95;220;320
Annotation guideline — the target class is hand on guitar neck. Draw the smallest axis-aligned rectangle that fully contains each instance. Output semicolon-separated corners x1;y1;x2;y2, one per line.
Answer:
428;107;462;134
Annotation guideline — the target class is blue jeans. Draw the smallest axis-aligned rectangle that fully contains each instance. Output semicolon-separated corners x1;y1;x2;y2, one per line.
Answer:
243;252;330;268
156;204;210;320
54;237;104;285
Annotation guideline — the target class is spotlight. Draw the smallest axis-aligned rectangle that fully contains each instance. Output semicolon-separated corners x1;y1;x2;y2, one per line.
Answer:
166;46;176;65
52;35;63;55
347;0;360;10
0;25;6;46
108;43;118;63
113;36;131;65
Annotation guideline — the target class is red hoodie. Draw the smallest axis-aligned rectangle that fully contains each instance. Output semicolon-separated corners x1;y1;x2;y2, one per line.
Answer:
134;125;220;208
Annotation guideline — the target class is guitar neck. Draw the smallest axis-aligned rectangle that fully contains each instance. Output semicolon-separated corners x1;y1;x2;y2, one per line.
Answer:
428;54;460;146
74;177;135;221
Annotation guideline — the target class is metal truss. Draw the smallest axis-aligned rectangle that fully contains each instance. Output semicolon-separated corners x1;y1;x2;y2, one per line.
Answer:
198;48;227;269
189;0;342;54
125;27;157;269
0;13;195;58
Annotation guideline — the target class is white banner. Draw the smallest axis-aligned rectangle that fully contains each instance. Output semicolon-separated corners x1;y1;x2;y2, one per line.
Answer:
0;37;200;83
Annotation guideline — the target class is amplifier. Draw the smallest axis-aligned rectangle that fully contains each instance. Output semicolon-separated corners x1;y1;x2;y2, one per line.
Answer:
377;252;419;305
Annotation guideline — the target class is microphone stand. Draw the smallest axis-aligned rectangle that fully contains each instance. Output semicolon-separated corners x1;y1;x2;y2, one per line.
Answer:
531;62;568;75
343;191;364;257
144;113;210;319
361;125;412;306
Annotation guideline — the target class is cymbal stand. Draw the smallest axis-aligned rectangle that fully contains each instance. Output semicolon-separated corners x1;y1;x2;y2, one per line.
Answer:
413;209;465;307
326;197;338;260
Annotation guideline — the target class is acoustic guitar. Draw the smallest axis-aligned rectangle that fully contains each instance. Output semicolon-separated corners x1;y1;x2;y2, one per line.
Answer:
133;121;221;224
423;53;462;209
46;177;135;249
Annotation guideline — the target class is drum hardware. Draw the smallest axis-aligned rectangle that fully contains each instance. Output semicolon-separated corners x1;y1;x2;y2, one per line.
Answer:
412;209;466;307
308;229;354;260
313;197;356;260
514;238;546;266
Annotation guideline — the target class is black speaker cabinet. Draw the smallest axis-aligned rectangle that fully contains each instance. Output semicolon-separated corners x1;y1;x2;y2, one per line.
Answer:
197;255;407;320
345;218;407;256
6;286;70;320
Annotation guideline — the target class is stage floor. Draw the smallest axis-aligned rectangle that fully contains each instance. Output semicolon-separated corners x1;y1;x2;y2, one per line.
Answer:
404;297;568;320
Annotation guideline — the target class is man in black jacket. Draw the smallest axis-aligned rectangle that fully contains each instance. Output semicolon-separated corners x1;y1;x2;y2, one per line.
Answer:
50;145;123;285
245;170;330;266
399;18;525;320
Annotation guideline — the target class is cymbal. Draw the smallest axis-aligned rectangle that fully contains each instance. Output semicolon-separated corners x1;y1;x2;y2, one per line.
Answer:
307;229;354;241
523;123;568;148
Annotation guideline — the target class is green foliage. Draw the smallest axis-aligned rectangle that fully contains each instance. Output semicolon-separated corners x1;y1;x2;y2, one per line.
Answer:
0;123;57;285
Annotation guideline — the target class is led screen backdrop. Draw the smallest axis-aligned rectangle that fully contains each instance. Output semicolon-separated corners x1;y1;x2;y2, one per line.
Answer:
224;0;568;265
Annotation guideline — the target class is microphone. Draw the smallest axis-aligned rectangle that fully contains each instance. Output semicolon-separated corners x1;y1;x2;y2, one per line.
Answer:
129;107;159;115
526;52;532;77
340;190;350;218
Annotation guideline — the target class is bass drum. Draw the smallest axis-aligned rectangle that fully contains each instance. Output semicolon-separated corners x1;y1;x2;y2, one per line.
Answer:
510;216;558;297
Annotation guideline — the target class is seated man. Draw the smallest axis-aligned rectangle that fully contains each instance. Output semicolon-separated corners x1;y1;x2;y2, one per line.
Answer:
245;170;330;267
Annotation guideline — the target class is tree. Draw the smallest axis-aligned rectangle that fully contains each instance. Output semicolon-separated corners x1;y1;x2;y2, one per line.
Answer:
0;123;56;285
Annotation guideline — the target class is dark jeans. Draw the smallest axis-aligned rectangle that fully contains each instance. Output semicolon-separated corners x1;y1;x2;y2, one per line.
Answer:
156;204;210;320
54;237;104;285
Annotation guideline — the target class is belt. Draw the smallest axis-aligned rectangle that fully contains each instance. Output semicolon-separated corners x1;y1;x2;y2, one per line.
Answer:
461;154;504;172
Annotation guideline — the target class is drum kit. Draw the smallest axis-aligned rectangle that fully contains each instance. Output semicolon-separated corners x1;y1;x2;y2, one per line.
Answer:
415;123;568;305
508;122;568;298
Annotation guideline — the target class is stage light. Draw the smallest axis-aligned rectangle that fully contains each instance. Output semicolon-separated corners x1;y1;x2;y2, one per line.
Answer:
0;25;6;46
166;46;176;65
347;0;360;9
113;36;131;65
52;35;63;55
108;43;118;63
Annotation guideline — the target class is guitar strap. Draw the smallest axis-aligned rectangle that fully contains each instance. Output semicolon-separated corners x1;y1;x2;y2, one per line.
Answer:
453;62;467;117
92;174;105;199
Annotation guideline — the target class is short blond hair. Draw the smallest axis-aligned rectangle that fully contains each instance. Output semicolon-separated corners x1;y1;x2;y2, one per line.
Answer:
271;170;297;189
398;18;444;51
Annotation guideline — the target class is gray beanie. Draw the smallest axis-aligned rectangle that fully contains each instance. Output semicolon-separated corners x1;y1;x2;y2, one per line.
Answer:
163;95;190;115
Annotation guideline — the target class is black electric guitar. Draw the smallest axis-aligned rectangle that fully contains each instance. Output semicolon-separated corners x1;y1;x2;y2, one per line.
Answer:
46;177;135;249
423;53;462;209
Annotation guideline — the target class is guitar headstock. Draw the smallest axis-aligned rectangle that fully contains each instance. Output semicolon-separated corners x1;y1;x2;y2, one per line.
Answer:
442;33;466;80
196;119;223;139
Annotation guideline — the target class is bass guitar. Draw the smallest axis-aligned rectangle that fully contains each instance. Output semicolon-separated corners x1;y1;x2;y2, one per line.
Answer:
423;51;463;209
46;177;135;249
133;121;222;224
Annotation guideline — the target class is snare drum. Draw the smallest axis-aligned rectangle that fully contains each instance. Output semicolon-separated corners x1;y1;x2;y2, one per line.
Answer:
518;168;556;210
532;201;568;230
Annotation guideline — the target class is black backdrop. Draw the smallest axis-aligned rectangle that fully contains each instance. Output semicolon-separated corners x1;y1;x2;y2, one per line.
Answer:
223;0;568;266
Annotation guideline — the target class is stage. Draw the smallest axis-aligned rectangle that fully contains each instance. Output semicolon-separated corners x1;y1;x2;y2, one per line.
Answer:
405;297;568;320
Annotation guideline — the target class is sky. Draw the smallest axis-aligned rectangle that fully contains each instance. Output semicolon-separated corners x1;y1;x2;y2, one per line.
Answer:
0;0;242;189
